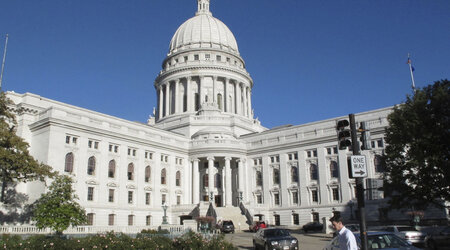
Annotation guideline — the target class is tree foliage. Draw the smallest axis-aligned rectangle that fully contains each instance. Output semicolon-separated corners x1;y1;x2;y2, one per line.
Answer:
383;79;450;209
33;175;87;234
0;92;55;203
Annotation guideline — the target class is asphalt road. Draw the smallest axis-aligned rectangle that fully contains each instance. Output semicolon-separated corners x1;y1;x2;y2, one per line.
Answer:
224;231;332;250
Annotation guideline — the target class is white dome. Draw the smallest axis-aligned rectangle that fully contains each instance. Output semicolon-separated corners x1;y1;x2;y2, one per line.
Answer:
168;8;239;55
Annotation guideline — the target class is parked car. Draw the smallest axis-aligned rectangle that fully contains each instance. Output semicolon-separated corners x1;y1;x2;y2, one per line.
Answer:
323;231;421;250
302;221;323;233
250;221;267;232
425;226;450;250
218;220;235;233
253;228;298;250
369;225;426;244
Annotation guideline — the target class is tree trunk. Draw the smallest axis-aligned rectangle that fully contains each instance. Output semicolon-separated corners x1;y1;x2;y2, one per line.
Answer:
1;168;7;203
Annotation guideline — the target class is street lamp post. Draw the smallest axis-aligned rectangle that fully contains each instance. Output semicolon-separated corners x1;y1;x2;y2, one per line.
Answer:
209;191;214;203
162;203;168;224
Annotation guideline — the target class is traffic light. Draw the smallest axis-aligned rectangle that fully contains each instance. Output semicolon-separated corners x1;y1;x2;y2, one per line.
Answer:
359;122;371;150
336;119;352;150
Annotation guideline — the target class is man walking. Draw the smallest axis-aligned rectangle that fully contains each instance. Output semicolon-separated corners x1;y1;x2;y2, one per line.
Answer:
330;215;358;250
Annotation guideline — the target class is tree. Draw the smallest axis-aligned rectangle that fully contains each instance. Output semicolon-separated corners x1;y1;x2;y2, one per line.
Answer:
0;92;55;203
383;79;450;210
33;175;87;235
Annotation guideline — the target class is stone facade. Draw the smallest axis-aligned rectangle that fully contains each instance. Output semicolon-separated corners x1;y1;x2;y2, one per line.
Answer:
3;0;447;229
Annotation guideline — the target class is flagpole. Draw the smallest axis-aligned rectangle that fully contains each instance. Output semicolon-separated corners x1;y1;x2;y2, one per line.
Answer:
0;34;9;90
407;53;416;92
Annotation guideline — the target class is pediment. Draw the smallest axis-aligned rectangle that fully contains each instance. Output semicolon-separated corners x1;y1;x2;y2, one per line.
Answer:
107;182;119;188
126;184;136;189
85;180;99;185
144;186;152;191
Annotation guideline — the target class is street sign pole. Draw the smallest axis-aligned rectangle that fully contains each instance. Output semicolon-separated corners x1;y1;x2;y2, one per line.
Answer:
349;114;368;250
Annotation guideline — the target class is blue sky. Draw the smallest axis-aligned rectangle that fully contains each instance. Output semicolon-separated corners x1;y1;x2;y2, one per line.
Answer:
1;0;449;128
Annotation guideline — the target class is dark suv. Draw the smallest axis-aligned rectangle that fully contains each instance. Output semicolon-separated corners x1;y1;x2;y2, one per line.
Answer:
219;220;235;233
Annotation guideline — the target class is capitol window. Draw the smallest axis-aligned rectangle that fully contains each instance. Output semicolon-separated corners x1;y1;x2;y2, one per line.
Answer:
203;174;208;188
256;171;263;186
330;161;339;178
288;152;298;161
127;163;134;181
161;168;167;185
194;54;199;60
64;152;74;173
311;189;319;203
145;166;151;183
274;193;280;205
292;191;299;205
310;164;318;180
128;215;134;226
128;191;133;204
332;187;340;201
270;155;280;163
291;166;299;182
88;140;99;149
216;55;221;61
108;160;116;178
108;214;115;226
87;156;96;176
176;171;181;186
108;189;114;202
205;54;210;60
273;168;280;185
306;149;317;158
86;213;94;226
87;187;94;201
145;192;151;205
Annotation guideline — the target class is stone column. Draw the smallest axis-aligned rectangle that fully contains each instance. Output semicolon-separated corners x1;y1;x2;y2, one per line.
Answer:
235;82;241;115
224;78;228;112
199;76;203;107
213;76;217;102
174;79;180;113
225;157;232;206
248;88;253;118
237;158;245;198
165;83;170;116
192;159;200;204
158;86;163;119
243;85;248;117
207;157;215;202
187;77;192;112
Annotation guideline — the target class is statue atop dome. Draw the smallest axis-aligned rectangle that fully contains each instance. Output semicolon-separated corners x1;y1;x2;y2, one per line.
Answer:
196;0;211;16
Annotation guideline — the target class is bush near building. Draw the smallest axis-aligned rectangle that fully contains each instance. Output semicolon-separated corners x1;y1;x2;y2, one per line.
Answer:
0;231;237;250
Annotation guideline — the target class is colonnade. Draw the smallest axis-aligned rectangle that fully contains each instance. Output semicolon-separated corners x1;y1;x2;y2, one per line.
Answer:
156;76;252;120
191;156;245;207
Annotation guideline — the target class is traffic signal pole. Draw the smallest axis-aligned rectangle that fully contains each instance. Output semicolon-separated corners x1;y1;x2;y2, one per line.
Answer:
349;114;368;250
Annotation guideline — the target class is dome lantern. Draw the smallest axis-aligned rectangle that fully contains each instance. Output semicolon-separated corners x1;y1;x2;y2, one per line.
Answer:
196;0;211;16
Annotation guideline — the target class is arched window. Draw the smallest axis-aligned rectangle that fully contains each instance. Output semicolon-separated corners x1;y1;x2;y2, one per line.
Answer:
127;163;134;181
161;168;166;184
330;161;339;178
175;171;181;186
145;166;151;183
65;153;74;173
108;160;115;178
214;173;221;188
217;94;223;110
374;155;384;173
203;174;209;188
256;171;263;186
87;156;96;175
291;166;299;182
273;168;280;184
310;164;318;180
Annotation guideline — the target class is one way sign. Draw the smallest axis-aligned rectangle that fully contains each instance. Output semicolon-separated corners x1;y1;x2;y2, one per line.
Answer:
350;155;368;178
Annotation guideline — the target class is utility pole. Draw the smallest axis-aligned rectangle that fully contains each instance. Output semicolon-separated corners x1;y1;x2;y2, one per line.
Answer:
349;113;368;250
